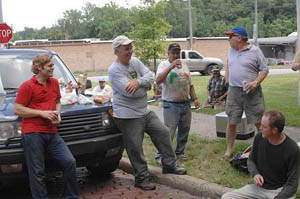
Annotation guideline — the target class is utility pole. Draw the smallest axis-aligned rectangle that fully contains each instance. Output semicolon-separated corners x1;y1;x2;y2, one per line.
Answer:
297;0;300;106
0;0;4;49
0;0;3;23
297;0;300;52
188;0;193;50
253;0;258;46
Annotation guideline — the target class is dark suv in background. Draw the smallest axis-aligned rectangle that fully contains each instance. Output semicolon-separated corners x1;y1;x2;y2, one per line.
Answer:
0;49;123;186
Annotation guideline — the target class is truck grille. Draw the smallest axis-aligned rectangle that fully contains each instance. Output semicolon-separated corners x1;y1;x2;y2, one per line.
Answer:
58;112;118;141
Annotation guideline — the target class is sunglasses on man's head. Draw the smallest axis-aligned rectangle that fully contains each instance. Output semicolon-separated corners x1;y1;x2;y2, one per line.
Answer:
229;34;239;39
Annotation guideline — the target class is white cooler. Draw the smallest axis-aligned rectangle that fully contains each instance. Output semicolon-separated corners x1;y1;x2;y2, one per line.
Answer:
216;112;255;140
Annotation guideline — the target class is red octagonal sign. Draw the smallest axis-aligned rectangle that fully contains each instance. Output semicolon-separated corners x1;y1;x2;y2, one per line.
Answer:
0;23;13;44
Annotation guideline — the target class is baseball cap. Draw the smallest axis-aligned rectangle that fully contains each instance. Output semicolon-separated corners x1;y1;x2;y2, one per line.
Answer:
168;43;181;51
225;26;248;37
98;77;106;82
212;65;221;71
112;35;133;49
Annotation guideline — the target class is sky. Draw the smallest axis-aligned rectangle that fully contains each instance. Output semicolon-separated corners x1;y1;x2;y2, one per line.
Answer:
1;0;142;32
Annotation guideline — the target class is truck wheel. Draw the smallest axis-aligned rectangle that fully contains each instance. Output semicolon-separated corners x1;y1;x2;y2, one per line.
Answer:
205;65;215;75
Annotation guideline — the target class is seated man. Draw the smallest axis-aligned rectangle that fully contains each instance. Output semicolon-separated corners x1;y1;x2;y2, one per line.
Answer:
92;77;113;103
203;65;227;110
222;110;300;199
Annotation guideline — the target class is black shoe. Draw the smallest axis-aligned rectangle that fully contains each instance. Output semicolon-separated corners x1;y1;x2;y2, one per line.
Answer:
162;166;187;175
134;181;156;190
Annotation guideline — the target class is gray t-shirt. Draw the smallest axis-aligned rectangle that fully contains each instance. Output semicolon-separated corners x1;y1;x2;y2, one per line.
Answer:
108;57;154;119
156;60;192;102
228;44;269;87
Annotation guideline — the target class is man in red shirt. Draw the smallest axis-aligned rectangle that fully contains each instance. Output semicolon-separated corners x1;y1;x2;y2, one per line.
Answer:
14;54;78;199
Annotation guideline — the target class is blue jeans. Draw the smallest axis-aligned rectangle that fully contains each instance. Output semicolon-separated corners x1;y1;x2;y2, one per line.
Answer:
156;101;191;158
22;133;78;199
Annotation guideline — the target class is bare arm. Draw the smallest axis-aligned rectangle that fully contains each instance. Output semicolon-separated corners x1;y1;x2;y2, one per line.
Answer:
189;84;200;108
156;59;181;85
245;71;268;92
14;103;58;122
56;101;62;124
225;62;229;84
291;63;300;71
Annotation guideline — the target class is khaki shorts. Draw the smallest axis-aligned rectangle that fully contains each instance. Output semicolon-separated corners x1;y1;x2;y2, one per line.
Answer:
225;86;265;125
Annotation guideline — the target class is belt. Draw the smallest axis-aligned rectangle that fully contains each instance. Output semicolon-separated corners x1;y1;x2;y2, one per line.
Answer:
163;100;189;104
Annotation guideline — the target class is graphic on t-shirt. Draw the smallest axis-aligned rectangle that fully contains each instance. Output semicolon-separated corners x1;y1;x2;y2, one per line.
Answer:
169;71;178;84
169;70;189;89
184;72;189;83
130;72;137;80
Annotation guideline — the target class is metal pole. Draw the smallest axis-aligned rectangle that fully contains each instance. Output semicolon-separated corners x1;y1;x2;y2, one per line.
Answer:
0;0;4;49
296;0;300;106
254;0;258;46
0;0;3;23
297;0;300;52
188;0;193;50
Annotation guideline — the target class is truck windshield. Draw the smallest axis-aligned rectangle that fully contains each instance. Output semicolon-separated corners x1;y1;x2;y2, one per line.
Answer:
0;54;76;91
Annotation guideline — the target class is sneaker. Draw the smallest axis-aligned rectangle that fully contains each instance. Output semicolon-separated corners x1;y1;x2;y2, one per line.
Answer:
176;154;187;161
134;181;156;190
162;166;187;175
155;157;162;165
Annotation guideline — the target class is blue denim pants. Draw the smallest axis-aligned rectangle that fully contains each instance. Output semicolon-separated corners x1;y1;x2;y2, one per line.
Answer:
21;133;78;199
163;101;191;155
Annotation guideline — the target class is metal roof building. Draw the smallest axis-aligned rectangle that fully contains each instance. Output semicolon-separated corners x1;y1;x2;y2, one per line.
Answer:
249;33;298;62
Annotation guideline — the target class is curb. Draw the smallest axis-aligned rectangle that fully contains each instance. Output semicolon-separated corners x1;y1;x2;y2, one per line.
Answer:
118;158;233;199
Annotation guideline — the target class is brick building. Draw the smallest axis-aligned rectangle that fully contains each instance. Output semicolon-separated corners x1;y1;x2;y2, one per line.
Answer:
10;38;230;73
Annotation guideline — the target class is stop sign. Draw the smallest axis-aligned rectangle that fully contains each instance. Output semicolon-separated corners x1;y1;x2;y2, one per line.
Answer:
0;23;13;44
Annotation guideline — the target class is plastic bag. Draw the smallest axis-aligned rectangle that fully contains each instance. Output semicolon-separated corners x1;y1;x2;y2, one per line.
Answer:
60;91;78;105
78;94;93;105
229;145;252;174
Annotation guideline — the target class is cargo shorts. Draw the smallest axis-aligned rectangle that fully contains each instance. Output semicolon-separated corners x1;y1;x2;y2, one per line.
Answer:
225;86;265;125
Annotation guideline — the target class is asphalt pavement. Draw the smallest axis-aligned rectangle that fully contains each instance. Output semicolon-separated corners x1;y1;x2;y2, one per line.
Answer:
88;69;300;82
148;105;300;143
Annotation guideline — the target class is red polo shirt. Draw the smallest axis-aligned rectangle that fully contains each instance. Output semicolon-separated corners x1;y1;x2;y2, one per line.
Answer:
15;76;61;134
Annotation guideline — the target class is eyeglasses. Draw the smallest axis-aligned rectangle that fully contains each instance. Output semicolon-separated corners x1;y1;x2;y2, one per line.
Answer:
229;34;239;39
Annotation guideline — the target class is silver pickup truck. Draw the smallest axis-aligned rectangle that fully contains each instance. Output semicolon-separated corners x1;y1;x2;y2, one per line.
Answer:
148;50;224;75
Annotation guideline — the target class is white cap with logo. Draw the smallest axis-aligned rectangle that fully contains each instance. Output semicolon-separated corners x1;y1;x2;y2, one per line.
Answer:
112;35;133;49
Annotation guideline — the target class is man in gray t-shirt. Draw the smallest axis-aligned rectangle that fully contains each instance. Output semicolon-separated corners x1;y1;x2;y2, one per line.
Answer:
222;26;269;160
108;35;186;191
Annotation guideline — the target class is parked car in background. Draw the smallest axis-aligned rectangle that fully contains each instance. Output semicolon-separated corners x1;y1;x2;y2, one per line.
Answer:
0;49;124;187
148;50;224;75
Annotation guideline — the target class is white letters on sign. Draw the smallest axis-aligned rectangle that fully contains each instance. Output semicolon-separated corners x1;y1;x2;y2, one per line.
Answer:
0;29;12;38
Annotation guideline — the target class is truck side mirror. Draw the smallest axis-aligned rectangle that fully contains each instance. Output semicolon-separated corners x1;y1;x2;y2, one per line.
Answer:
85;80;92;89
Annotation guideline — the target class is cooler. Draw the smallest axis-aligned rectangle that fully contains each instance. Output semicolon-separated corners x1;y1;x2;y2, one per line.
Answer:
216;112;255;140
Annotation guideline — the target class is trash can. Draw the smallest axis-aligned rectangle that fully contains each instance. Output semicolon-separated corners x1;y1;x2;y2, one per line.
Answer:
216;112;255;140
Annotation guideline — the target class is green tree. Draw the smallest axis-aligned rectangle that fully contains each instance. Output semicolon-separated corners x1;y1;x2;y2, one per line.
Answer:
129;0;172;73
57;8;93;39
92;2;135;40
265;18;295;37
164;0;189;38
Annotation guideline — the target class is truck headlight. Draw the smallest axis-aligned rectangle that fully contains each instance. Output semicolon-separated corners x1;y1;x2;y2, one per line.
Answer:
0;122;21;142
101;112;111;127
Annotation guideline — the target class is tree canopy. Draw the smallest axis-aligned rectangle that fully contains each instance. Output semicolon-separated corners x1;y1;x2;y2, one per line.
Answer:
129;0;171;69
12;0;297;41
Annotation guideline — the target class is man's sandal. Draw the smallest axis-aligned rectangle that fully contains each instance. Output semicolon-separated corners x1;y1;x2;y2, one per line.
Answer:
220;154;232;161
